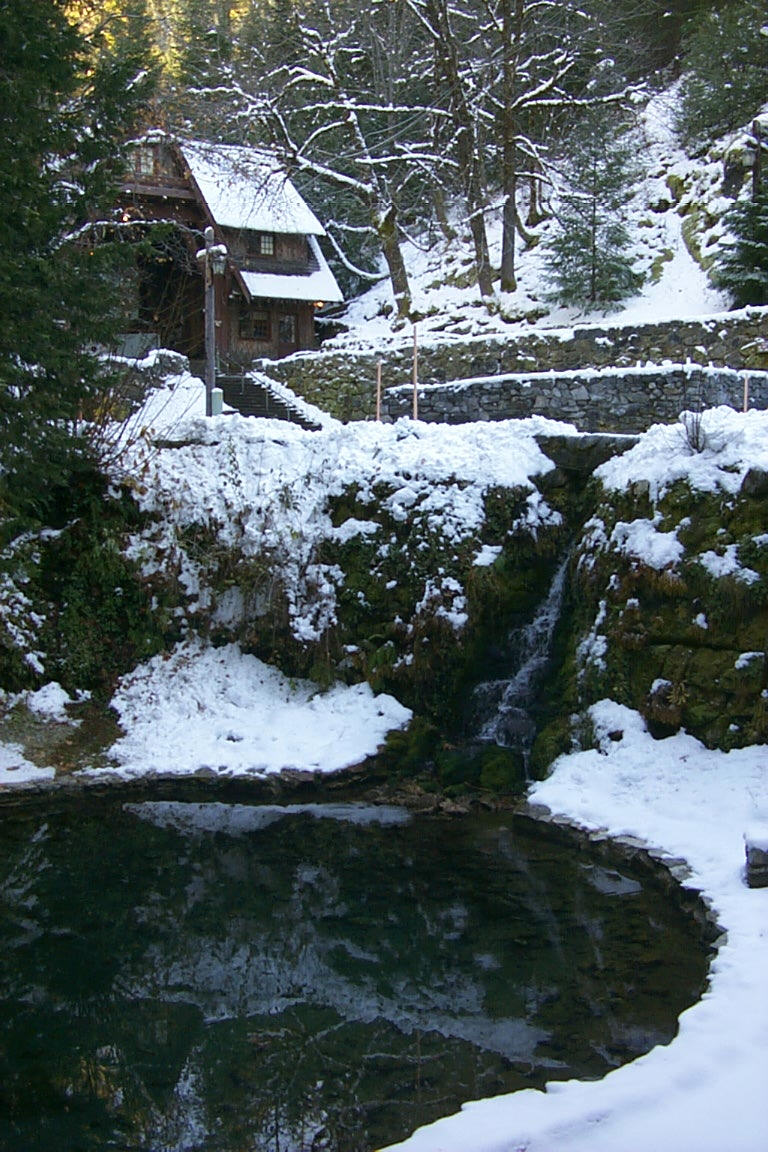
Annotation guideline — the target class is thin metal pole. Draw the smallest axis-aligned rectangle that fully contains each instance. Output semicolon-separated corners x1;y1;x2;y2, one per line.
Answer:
412;323;418;421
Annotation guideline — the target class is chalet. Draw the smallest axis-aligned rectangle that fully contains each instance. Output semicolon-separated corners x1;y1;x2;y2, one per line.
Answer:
118;134;342;364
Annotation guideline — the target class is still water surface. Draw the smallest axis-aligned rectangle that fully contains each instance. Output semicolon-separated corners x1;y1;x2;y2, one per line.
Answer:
0;794;708;1151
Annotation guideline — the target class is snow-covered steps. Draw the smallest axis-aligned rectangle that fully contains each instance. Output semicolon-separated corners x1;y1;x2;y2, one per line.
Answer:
218;371;323;430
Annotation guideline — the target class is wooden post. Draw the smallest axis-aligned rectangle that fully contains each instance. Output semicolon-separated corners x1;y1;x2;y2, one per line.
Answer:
204;228;216;418
376;359;382;422
412;323;419;421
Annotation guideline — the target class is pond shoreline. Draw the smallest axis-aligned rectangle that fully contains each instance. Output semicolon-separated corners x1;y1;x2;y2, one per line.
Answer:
0;752;725;964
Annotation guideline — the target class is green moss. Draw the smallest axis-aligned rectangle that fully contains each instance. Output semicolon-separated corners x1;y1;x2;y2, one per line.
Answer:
529;716;573;779
649;248;674;283
38;512;170;696
378;716;440;776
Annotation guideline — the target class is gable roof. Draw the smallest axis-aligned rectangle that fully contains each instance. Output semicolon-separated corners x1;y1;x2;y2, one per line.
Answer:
180;141;327;236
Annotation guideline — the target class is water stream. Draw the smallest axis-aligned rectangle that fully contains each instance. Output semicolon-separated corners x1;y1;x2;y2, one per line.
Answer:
471;557;569;766
0;791;708;1152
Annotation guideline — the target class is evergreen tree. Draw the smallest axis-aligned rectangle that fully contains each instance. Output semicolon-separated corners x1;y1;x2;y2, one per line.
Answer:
678;0;768;149
545;110;642;308
715;188;768;306
0;0;154;533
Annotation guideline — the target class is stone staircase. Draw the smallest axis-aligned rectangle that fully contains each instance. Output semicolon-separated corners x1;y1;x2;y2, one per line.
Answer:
217;371;322;431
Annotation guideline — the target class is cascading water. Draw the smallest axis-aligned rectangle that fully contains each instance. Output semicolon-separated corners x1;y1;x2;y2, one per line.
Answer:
471;556;569;768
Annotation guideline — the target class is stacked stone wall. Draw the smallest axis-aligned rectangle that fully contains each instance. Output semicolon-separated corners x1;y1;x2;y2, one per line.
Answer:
382;366;768;434
258;306;768;428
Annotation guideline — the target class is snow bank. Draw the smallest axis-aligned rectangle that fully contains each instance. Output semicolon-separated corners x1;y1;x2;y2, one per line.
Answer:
85;638;411;780
26;682;75;723
595;406;768;500
0;743;55;786
124;413;561;643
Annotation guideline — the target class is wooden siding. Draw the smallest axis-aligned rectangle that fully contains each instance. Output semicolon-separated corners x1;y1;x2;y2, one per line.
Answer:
227;297;316;362
223;229;311;275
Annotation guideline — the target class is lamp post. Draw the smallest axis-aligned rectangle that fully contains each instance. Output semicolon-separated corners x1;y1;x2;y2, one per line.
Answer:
196;226;228;416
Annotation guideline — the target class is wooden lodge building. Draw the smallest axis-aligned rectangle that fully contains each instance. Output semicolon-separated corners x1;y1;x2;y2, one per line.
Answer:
118;134;343;364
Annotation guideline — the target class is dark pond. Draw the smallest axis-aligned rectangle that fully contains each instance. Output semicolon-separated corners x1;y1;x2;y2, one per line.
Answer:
0;793;709;1152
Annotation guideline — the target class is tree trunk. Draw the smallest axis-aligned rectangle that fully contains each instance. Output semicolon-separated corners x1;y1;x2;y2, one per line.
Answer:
499;0;524;293
433;185;457;241
377;202;411;318
427;0;493;297
469;200;494;296
527;172;544;227
500;172;517;292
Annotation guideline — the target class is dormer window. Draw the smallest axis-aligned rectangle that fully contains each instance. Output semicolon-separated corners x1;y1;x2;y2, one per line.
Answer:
245;232;275;258
134;146;156;178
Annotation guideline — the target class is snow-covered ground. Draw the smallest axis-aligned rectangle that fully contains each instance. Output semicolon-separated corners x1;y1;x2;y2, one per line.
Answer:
324;85;733;354
87;637;411;780
2;405;767;1150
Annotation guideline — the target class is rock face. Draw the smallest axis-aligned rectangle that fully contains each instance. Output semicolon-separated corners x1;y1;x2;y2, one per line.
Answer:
543;473;768;756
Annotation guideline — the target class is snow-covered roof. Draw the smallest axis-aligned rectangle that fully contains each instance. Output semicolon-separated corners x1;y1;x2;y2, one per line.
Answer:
241;236;343;304
180;141;327;236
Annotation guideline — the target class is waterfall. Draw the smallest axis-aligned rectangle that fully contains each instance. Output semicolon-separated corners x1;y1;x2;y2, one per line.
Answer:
471;557;568;766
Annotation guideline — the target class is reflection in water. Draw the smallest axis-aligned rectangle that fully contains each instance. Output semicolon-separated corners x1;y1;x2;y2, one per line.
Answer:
0;796;708;1151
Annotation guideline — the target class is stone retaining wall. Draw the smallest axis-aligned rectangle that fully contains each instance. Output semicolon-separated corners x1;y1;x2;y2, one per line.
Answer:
381;365;768;434
259;306;768;424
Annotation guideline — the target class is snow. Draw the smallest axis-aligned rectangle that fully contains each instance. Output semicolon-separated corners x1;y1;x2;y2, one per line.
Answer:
120;411;558;644
2;76;768;1152
383;702;768;1152
595;406;768;501
609;515;684;569
0;743;55;785
698;545;760;584
85;637;411;780
25;681;74;722
322;85;735;355
2;421;767;1152
181;141;327;235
